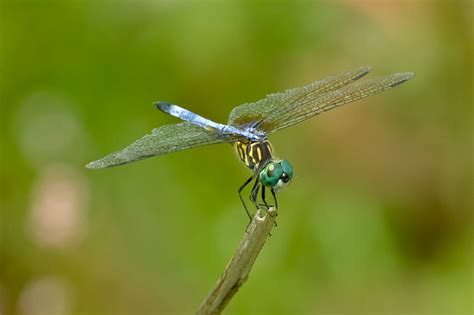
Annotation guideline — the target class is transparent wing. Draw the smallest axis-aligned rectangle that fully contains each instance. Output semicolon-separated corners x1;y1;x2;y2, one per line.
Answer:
228;66;371;128
86;122;235;169
259;72;414;133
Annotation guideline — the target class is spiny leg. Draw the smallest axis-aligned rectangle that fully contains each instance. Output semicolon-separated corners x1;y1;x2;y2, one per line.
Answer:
261;186;269;209
271;188;278;209
249;177;261;210
270;188;278;220
262;186;277;227
250;178;272;234
238;175;255;221
245;178;260;231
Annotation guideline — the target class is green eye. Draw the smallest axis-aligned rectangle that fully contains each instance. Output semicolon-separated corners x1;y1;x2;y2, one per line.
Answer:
259;162;283;187
280;160;293;180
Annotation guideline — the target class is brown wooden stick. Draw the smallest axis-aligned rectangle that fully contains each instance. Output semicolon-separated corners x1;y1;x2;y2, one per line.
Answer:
197;208;277;315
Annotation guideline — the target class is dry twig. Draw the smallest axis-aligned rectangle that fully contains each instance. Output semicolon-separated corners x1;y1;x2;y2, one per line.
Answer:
197;207;278;315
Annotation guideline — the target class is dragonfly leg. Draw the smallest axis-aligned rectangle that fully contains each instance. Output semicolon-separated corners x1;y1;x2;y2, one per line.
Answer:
238;175;255;221
270;188;278;209
262;186;277;227
250;178;275;233
249;177;260;210
271;188;278;214
261;186;270;209
243;178;260;232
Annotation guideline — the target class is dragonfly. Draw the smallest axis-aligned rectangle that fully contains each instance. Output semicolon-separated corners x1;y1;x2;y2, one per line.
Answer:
86;66;414;220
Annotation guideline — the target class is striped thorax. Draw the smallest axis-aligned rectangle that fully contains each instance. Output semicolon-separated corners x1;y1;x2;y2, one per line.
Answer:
234;140;273;171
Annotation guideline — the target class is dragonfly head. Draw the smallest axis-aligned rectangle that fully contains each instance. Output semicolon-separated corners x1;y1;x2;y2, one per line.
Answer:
259;159;293;191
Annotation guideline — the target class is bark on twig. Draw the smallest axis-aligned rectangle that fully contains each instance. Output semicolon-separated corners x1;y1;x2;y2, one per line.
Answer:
197;207;277;315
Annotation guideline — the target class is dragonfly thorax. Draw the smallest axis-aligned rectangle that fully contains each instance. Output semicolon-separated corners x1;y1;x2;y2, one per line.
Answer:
234;140;273;171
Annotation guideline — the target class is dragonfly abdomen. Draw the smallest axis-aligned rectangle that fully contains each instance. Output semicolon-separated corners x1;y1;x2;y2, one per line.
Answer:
235;140;273;171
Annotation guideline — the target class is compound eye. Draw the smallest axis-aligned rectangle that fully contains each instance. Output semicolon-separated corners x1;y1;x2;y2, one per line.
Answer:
259;162;283;187
280;160;293;180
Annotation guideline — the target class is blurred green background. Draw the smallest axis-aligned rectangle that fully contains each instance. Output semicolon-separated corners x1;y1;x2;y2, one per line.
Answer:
1;1;472;314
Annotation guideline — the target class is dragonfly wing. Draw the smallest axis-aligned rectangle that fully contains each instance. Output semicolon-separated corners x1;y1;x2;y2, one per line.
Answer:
228;66;371;128
86;122;234;169
259;72;414;133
